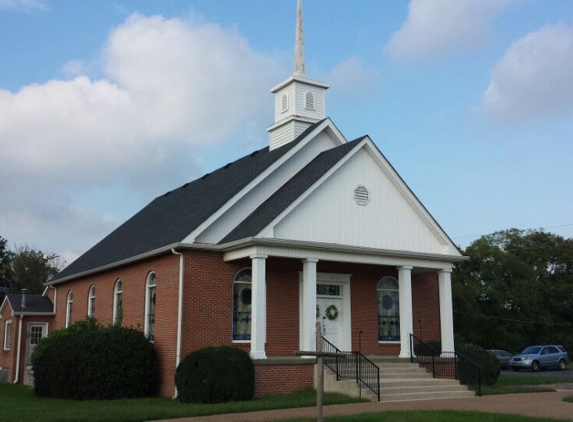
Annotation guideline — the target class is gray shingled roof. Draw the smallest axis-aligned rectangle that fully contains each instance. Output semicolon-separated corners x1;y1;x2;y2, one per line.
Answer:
221;137;363;243
6;294;54;314
55;121;326;281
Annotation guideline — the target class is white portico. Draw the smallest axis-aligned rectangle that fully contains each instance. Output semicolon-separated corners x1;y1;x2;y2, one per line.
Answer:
223;239;462;359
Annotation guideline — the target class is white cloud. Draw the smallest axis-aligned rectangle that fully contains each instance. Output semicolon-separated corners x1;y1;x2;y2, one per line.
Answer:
326;57;380;100
0;13;284;260
387;0;513;61
480;23;573;123
0;0;45;11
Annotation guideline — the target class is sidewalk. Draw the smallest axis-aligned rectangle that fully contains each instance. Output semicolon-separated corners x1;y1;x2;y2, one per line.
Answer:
151;390;573;422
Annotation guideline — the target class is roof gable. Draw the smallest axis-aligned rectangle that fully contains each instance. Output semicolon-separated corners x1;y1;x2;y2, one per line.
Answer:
2;294;54;314
227;137;461;257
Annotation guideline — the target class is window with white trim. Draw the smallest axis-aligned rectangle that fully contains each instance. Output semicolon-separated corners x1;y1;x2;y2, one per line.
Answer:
87;285;95;317
377;277;400;341
66;291;73;328
113;280;123;325
145;272;156;341
3;320;12;350
232;269;252;341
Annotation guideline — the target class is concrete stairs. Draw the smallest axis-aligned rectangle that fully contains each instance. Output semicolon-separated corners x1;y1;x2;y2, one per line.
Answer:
323;357;475;403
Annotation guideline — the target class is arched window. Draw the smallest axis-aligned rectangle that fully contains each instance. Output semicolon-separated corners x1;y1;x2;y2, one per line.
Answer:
113;280;123;325
281;94;288;112
377;277;400;341
305;91;314;110
87;285;96;317
232;269;252;341
66;291;73;328
145;272;156;341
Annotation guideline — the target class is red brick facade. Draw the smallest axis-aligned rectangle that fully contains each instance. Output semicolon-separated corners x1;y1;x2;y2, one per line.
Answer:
1;249;443;397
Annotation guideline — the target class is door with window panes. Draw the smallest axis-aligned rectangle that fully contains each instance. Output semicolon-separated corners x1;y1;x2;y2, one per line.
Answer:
316;284;342;349
26;323;47;363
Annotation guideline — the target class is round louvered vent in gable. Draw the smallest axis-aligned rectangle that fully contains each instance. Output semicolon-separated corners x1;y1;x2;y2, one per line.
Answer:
354;185;369;206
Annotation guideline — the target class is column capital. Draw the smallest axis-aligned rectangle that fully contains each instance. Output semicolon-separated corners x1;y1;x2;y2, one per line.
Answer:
438;268;452;274
250;253;268;260
303;258;319;264
397;265;413;271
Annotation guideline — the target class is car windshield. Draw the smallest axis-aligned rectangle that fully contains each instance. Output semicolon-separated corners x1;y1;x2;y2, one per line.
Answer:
522;346;542;354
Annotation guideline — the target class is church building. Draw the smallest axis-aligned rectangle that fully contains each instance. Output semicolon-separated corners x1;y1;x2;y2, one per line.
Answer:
1;1;464;398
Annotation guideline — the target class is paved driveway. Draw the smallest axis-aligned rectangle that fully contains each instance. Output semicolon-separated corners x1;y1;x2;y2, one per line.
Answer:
504;368;573;377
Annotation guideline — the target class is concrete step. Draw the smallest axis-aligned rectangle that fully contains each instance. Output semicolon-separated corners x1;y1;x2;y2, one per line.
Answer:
379;389;476;403
323;359;476;403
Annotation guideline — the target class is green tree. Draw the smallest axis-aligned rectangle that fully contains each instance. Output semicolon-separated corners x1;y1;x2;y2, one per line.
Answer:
0;236;14;289
453;229;573;354
8;245;65;294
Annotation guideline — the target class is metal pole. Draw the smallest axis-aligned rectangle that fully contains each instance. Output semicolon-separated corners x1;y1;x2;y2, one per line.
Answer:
316;321;323;422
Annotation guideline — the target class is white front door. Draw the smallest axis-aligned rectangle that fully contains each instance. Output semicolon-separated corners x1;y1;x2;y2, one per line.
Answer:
26;323;47;363
317;296;342;348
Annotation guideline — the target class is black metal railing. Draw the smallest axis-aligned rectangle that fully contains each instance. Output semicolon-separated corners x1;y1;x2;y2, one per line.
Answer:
321;337;380;401
409;334;481;396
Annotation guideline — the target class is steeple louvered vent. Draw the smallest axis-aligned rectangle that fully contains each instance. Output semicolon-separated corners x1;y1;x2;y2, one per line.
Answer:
354;186;369;206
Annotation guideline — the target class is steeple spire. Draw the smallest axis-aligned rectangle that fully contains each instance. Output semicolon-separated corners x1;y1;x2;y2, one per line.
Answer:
267;0;328;150
294;0;305;77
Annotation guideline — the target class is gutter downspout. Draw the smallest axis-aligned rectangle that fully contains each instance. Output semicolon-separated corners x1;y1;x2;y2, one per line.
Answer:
13;315;23;384
171;248;184;399
49;285;57;313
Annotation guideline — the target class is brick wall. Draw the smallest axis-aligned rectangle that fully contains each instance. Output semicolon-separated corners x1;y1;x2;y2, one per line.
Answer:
412;272;441;343
46;251;444;398
0;305;16;382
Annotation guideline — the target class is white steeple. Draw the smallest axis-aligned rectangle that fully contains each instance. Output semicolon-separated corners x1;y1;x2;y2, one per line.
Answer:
267;0;329;151
294;0;305;77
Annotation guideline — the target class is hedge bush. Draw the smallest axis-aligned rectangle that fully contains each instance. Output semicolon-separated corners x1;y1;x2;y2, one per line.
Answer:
31;318;157;400
414;340;442;356
456;342;500;386
175;346;254;404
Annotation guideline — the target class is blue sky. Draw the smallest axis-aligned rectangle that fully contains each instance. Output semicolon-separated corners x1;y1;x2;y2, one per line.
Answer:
1;0;572;265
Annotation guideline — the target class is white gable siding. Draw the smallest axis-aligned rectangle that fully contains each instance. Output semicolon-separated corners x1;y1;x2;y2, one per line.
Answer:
269;148;452;255
194;131;341;244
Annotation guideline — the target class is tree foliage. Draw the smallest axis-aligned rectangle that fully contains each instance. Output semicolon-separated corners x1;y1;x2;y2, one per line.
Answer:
453;229;573;354
0;237;65;294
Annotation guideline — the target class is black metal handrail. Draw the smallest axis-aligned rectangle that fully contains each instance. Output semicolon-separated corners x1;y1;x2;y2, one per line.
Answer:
321;336;380;401
409;334;481;396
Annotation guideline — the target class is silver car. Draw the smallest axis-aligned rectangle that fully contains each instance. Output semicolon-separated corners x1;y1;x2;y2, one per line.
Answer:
509;345;569;371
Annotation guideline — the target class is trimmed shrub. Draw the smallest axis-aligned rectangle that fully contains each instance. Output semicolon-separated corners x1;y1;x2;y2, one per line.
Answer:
414;340;442;357
175;346;254;404
31;318;156;400
456;342;500;386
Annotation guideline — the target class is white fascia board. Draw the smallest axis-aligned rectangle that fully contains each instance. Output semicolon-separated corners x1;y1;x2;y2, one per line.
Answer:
360;137;462;256
0;296;8;315
182;118;346;243
13;312;55;317
221;238;465;269
257;137;368;239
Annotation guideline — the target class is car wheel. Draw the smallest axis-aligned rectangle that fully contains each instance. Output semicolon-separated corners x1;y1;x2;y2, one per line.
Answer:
558;359;566;370
532;361;540;372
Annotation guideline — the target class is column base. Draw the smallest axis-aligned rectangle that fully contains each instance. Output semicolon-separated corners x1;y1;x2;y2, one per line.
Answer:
250;351;267;360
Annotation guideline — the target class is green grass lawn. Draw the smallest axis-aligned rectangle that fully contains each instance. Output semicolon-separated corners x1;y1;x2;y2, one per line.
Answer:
3;371;573;422
0;384;364;422
481;372;573;395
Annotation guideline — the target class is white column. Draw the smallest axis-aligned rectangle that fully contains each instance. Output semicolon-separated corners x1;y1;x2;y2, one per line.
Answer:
397;266;413;358
300;258;318;354
438;269;455;353
250;254;267;359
